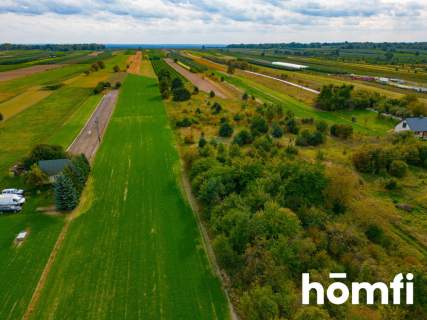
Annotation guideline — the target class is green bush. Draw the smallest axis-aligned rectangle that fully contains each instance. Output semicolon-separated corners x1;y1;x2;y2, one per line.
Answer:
176;117;192;128
233;129;253;146
250;116;269;136
271;122;284;138
23;144;67;169
211;102;222;114
316;120;328;133
330;124;353;139
218;122;234;138
296;130;324;146
172;87;191;101
389;160;408;177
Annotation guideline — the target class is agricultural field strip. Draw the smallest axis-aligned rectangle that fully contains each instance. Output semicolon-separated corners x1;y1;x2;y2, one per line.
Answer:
244;70;320;94
0;64;65;82
193;51;427;102
30;74;229;319
0;87;51;121
164;58;228;98
188;54;393;135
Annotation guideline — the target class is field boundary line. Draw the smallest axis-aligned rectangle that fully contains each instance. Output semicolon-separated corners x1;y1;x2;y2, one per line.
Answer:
22;219;71;320
244;70;320;94
179;167;239;320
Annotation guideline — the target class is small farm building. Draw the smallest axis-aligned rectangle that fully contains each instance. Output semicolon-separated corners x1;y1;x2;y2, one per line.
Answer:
394;117;427;139
38;159;72;183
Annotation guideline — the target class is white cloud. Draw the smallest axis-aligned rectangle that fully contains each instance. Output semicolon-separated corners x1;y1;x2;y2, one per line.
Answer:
0;0;425;43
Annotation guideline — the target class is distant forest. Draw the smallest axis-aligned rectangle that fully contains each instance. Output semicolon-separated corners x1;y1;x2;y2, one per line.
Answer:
227;42;427;50
0;43;105;51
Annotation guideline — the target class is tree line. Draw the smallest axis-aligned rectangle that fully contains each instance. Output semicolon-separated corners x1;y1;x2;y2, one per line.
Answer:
316;84;427;117
0;43;105;51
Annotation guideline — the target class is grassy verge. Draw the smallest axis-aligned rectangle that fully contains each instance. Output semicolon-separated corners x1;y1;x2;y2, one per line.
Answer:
48;94;103;148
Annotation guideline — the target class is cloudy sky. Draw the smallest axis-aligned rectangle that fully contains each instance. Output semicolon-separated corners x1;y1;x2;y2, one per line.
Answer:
0;0;426;44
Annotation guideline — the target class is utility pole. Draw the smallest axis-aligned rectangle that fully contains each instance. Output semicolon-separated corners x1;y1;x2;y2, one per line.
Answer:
95;117;101;143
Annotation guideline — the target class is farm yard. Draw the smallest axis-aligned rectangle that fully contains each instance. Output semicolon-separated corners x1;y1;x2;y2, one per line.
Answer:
29;74;229;319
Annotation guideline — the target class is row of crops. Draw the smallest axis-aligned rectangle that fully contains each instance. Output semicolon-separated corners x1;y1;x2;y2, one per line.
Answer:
168;51;208;73
0;51;68;65
149;55;187;82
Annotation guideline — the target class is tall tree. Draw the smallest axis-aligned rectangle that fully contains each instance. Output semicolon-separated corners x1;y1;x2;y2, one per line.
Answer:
54;174;78;211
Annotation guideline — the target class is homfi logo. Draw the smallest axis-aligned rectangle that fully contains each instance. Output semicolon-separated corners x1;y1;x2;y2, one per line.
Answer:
302;273;414;305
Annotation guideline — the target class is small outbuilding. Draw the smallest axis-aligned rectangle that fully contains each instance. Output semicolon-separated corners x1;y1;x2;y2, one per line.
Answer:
38;159;72;183
394;117;427;139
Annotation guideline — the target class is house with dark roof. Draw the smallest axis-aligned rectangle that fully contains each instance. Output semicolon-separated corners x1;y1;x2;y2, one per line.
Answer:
38;159;72;183
394;117;427;139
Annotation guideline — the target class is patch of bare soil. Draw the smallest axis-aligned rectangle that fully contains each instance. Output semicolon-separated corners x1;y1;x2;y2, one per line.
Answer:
0;64;65;82
88;51;103;56
127;51;142;75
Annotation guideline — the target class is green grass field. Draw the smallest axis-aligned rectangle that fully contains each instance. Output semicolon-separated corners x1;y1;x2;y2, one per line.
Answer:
0;86;98;320
0;86;92;180
0;64;88;103
31;74;228;319
47;94;103;148
0;193;64;320
218;71;395;135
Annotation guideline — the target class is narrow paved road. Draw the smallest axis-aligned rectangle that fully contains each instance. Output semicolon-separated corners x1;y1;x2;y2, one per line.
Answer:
67;90;118;161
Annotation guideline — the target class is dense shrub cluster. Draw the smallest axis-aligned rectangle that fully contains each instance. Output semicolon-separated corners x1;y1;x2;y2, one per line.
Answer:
353;140;427;175
316;84;427;117
23;144;68;169
157;69;191;101
296;129;324;146
93;81;111;94
330;124;353;139
186;137;425;319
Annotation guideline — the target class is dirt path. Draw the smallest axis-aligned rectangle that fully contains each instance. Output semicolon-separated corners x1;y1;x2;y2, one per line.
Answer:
127;51;142;75
165;58;230;99
180;170;239;320
22;218;71;320
67;90;119;162
244;70;320;94
0;64;65;82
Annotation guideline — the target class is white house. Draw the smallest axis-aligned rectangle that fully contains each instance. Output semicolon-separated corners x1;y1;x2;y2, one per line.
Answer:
394;117;427;139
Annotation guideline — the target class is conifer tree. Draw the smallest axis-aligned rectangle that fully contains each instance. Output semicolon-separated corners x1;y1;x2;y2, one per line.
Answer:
54;174;78;211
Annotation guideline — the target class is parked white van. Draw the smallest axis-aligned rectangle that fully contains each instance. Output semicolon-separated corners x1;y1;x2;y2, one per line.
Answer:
2;188;24;196
0;194;25;205
0;204;22;213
